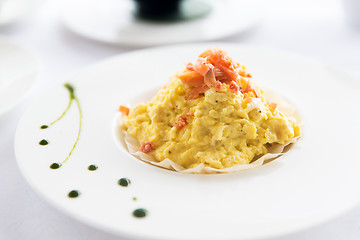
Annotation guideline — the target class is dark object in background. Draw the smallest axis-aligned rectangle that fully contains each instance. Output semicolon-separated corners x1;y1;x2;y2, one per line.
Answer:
134;0;182;19
133;0;211;22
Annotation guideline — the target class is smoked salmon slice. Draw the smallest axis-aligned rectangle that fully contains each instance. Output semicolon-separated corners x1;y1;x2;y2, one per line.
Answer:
178;48;258;99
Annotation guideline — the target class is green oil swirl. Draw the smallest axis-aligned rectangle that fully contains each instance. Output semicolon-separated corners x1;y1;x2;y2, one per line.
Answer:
39;83;83;169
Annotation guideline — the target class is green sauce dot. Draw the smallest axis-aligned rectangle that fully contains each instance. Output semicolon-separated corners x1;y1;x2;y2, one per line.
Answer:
133;208;147;218
132;197;137;201
88;164;98;171
50;163;61;169
40;125;48;129
39;139;49;145
68;190;80;198
118;178;131;187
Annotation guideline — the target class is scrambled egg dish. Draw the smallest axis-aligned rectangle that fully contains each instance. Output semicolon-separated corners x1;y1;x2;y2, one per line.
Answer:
121;48;300;170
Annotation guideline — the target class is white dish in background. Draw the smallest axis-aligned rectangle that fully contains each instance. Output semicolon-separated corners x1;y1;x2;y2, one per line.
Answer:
15;43;360;240
0;36;37;116
60;0;261;46
342;0;360;27
0;0;45;26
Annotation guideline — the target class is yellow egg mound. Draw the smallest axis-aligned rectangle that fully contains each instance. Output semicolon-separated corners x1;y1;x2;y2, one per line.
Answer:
121;48;300;170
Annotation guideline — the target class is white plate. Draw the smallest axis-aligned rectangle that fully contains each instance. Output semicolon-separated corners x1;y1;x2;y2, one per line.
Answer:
0;36;37;115
0;0;45;26
15;44;360;240
60;0;260;46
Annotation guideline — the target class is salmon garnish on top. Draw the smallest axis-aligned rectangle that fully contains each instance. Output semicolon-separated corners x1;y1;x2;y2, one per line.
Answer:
177;48;258;99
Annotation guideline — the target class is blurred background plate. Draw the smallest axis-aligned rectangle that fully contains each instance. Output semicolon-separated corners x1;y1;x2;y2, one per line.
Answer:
0;0;45;26
60;0;261;46
0;36;37;116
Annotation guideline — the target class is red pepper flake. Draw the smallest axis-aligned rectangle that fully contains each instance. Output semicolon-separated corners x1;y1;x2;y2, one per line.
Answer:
119;105;130;116
229;81;239;93
174;116;187;129
139;142;155;153
247;73;252;78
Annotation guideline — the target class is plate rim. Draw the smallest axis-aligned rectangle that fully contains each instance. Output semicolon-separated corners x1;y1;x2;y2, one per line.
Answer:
14;42;360;240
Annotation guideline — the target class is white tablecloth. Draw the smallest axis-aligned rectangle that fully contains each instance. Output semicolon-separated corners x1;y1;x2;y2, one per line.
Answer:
1;0;360;239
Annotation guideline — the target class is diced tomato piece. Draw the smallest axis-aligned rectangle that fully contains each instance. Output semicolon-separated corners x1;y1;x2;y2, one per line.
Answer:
174;116;187;129
119;105;130;116
139;142;155;153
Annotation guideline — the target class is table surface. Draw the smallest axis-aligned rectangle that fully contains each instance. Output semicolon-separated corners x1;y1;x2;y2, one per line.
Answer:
1;0;360;239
